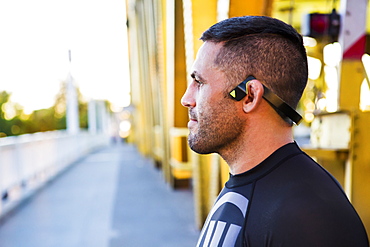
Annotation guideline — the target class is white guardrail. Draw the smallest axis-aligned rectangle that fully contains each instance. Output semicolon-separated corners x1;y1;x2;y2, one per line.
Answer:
0;130;110;218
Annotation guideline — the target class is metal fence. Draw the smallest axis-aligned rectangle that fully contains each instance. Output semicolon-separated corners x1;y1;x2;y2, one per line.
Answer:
0;130;110;218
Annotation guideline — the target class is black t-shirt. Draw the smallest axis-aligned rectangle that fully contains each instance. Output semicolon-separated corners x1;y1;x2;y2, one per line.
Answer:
196;142;369;247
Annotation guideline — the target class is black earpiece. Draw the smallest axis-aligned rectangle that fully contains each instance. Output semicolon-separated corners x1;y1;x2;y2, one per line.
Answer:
229;76;302;125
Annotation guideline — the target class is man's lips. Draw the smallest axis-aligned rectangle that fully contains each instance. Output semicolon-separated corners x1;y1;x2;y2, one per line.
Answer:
188;111;198;128
189;111;198;122
188;119;197;129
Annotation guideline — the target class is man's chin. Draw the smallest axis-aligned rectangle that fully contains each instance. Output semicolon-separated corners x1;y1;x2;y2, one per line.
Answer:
188;138;215;155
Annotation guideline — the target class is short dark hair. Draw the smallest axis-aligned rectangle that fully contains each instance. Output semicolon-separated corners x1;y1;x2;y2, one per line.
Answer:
200;16;308;110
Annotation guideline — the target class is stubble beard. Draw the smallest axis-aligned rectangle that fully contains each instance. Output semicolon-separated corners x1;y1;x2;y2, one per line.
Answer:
188;106;244;155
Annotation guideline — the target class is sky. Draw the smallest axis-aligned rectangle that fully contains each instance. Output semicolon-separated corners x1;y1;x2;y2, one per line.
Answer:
0;0;130;113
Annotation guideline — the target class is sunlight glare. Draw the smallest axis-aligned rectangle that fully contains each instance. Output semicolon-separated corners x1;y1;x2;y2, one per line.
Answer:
0;0;130;112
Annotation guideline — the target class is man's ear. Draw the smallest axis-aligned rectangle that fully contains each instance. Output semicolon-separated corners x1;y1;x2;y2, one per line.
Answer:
242;80;264;113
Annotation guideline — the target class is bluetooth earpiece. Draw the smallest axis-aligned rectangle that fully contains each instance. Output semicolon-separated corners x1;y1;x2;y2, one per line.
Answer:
229;76;302;125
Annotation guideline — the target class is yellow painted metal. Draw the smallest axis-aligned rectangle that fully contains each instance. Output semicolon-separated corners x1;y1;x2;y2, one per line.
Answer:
350;111;370;235
339;60;364;111
191;0;218;57
170;128;189;163
303;57;370;237
220;157;230;185
125;0;194;187
337;58;370;234
150;0;166;169
160;0;174;183
147;0;171;183
174;0;189;128
303;148;349;163
169;127;192;180
336;53;370;235
144;1;161;158
229;0;272;17
208;154;222;208
191;152;213;229
302;29;370;238
163;0;194;186
153;125;165;168
127;0;151;155
126;0;172;183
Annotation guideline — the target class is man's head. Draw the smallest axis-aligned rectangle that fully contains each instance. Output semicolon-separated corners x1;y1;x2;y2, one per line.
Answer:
201;15;308;111
181;16;308;155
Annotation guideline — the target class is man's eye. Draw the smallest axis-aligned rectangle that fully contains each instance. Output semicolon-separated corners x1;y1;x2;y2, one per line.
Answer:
194;78;203;85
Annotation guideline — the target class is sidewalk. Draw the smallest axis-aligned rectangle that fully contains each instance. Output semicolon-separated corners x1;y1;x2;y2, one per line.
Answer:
0;143;199;247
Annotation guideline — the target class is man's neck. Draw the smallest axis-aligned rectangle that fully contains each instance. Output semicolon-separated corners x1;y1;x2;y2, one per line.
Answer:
219;124;294;175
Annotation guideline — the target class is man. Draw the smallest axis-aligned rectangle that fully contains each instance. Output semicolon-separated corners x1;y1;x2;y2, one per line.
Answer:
181;16;369;246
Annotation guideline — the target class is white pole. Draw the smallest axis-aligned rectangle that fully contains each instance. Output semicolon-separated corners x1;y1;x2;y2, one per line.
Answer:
88;100;97;134
66;50;80;134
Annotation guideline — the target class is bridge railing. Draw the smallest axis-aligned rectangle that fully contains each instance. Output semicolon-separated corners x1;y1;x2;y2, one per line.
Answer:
0;130;110;218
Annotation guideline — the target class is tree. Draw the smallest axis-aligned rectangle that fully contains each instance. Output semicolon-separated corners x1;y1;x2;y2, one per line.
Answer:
0;81;89;137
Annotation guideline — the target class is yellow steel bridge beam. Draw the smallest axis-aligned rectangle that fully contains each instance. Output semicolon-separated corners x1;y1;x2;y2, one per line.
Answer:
337;0;370;236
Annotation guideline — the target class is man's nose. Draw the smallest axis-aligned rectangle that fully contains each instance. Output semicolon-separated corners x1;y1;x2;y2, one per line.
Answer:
181;84;196;108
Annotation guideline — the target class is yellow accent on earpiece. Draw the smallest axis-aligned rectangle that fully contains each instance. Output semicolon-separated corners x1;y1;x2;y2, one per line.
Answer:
245;82;250;95
230;90;236;98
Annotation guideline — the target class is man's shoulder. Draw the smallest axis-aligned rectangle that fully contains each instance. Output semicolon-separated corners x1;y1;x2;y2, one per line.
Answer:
252;150;350;218
261;147;342;193
244;150;369;247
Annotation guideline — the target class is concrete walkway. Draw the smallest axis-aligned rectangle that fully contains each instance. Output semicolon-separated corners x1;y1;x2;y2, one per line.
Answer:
0;143;199;247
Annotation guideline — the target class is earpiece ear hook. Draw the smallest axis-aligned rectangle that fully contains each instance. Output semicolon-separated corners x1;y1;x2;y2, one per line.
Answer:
229;76;302;125
229;76;256;101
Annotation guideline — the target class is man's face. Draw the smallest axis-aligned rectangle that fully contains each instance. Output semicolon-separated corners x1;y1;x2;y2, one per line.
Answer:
181;42;244;154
